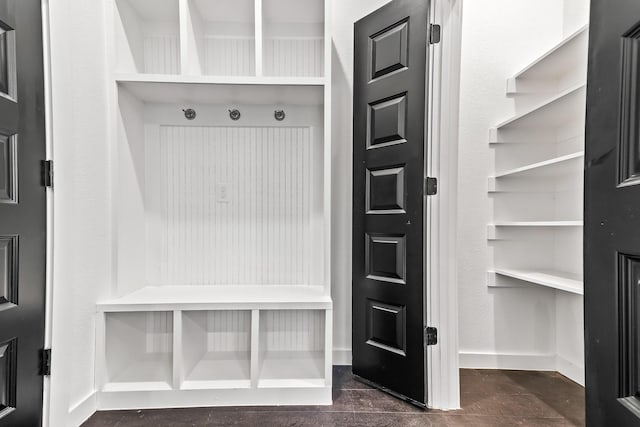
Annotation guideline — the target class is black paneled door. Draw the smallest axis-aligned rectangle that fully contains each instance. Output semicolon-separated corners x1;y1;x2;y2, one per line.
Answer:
352;0;430;406
0;0;47;426
585;0;640;425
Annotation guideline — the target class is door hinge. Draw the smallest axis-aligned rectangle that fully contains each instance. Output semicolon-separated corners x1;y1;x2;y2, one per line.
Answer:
429;24;441;44
425;327;438;346
424;177;438;196
41;160;53;188
39;349;51;376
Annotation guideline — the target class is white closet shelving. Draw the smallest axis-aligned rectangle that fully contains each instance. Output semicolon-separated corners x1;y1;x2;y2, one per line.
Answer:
98;0;332;409
487;27;587;294
488;269;583;295
506;25;588;94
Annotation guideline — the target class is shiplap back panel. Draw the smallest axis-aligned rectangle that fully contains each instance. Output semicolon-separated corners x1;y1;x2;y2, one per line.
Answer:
157;126;313;286
204;37;256;76
205;311;251;352
264;38;324;77
143;34;180;74
261;310;324;352
145;311;173;353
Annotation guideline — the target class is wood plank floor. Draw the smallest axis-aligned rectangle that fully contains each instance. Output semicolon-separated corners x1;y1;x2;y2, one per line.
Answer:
83;367;585;426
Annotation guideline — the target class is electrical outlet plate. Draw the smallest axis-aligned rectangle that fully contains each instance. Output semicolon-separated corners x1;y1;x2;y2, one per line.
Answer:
216;183;230;203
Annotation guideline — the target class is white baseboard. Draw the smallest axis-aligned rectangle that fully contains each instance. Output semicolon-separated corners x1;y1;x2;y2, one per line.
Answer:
460;351;585;387
68;391;97;427
556;355;585;386
459;351;556;371
333;348;352;365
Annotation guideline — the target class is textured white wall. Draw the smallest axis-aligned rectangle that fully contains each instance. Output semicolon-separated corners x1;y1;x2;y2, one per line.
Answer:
330;0;393;364
562;0;590;36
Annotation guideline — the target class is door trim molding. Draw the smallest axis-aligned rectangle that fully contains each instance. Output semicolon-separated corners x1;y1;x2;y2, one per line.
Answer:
425;0;462;410
41;1;55;426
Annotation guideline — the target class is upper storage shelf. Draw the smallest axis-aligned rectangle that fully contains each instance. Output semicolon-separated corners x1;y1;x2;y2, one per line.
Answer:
181;0;256;76
262;0;325;77
115;0;181;75
116;75;324;104
113;0;326;78
507;25;588;94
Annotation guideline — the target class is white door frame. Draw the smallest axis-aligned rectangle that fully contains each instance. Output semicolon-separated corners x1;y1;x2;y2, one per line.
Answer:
426;0;462;410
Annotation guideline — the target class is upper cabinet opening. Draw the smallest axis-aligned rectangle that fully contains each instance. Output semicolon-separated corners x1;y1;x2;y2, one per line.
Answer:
262;0;325;78
114;0;181;75
182;0;256;76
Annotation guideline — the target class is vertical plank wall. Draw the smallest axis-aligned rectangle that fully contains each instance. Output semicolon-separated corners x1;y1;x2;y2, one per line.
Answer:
143;35;181;74
263;38;324;77
261;310;325;352
157;126;314;286
203;37;256;76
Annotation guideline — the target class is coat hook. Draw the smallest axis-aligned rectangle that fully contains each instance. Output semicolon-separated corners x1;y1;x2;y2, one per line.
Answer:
229;109;241;121
183;108;196;120
274;110;286;121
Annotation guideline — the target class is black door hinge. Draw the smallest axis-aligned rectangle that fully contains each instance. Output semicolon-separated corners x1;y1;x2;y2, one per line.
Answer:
41;160;53;188
429;24;441;44
425;327;438;346
39;349;51;376
424;177;438;196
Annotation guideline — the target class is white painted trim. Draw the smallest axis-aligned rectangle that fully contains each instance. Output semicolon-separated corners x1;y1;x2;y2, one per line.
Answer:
97;387;332;410
41;1;54;426
459;352;557;371
459;352;585;386
332;349;352;366
556;355;585;386
67;392;97;427
426;0;463;411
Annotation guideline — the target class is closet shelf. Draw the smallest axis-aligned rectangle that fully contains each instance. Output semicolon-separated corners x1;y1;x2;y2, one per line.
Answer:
487;221;583;240
490;221;583;227
98;285;332;312
491;151;584;179
489;83;586;142
116;75;325;105
507;25;589;94
488;268;583;295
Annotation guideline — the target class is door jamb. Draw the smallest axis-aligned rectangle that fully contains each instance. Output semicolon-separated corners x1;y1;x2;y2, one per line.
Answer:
425;0;462;410
41;1;54;425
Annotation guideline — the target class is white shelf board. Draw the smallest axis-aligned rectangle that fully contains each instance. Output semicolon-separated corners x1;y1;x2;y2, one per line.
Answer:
258;351;325;388
116;74;325;86
489;269;583;295
492;151;584;179
487;221;583;240
116;74;325;105
489;83;586;138
104;353;173;392
183;352;250;388
98;285;332;312
490;220;583;227
507;25;588;93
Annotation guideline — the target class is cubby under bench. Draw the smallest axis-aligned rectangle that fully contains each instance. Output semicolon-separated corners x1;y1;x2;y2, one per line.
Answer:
96;285;333;409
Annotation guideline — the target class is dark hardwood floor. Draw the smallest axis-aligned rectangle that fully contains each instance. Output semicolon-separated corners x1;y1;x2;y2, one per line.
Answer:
83;367;585;426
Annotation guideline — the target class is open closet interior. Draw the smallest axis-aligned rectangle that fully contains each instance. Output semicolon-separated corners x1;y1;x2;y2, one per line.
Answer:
96;0;332;409
487;24;588;383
